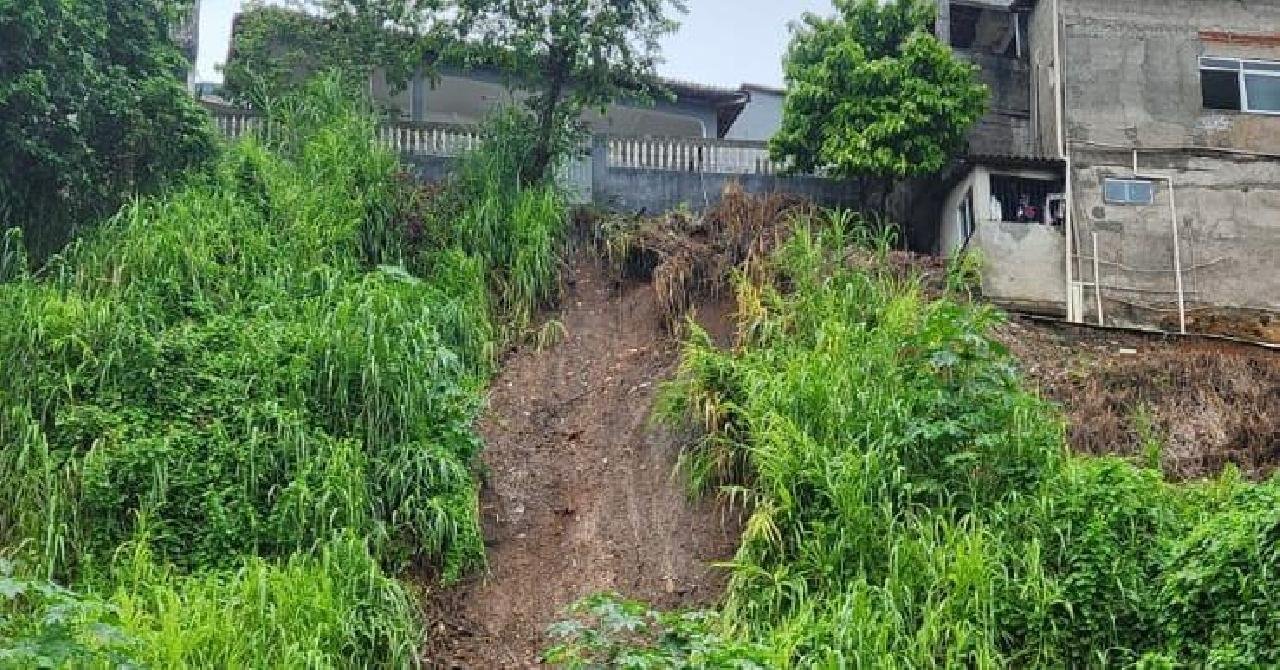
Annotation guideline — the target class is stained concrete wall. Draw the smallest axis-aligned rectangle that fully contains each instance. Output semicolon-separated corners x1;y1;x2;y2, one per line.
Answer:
1055;0;1280;325
976;221;1067;312
959;51;1036;156
402;154;456;183
939;167;982;255
1071;150;1280;325
1059;0;1280;153
591;168;861;215
401;147;862;215
1028;0;1060;158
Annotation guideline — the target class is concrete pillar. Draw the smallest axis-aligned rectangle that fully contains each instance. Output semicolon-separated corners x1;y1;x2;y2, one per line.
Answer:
590;135;609;205
936;0;951;44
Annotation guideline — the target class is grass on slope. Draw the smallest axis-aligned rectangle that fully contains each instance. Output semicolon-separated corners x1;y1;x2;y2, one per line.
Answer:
549;210;1280;669
0;79;566;667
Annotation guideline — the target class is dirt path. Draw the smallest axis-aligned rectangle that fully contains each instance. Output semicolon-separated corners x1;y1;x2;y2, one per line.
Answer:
424;260;740;668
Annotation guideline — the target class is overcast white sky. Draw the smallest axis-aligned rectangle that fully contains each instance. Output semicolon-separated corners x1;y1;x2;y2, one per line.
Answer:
195;0;836;87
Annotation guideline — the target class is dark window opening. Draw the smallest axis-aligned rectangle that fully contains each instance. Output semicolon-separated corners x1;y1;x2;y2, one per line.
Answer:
1202;69;1242;110
1200;56;1280;113
958;188;975;245
949;6;1022;57
949;5;980;49
989;175;1065;225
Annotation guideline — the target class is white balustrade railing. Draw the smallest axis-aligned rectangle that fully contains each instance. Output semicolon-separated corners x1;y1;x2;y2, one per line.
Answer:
212;113;482;157
606;136;789;176
213;113;795;179
376;123;482;157
213;113;265;141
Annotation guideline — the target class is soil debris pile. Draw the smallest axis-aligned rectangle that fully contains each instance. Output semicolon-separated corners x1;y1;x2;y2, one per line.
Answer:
997;318;1280;480
591;183;812;329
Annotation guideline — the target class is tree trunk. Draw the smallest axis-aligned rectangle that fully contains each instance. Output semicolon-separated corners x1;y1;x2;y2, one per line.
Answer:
527;61;567;186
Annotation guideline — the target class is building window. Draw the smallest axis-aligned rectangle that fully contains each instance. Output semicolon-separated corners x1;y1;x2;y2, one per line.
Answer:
1200;56;1280;114
1104;178;1155;205
989;175;1066;224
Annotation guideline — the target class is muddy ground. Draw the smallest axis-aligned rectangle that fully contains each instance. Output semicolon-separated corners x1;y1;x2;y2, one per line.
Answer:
422;260;741;669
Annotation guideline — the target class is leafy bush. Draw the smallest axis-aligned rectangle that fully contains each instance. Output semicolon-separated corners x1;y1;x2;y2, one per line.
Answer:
545;593;772;669
0;0;215;258
0;559;139;669
1;76;567;665
1159;483;1280;667
997;458;1188;667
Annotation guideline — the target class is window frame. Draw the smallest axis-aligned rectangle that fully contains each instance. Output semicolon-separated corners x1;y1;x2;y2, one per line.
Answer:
1103;178;1156;206
1199;56;1280;115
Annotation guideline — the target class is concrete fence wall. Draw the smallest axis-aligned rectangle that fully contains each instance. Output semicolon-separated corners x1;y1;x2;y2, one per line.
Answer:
589;137;860;213
213;112;861;212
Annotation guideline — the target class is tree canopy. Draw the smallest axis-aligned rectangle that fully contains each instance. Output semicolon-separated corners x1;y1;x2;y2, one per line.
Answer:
0;0;214;256
770;0;987;189
222;0;453;107
456;0;685;181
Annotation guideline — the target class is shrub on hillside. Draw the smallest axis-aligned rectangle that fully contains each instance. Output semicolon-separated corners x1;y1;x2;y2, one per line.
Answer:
1;76;568;664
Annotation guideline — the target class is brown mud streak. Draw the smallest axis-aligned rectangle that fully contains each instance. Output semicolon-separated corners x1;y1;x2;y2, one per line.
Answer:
423;258;741;669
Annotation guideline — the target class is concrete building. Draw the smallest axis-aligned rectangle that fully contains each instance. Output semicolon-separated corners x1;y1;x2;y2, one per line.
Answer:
370;67;747;139
174;0;200;92
726;84;786;141
925;0;1280;338
227;10;747;139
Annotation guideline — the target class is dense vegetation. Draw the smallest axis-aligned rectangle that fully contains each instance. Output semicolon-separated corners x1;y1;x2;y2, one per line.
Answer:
0;0;214;258
223;1;448;108
0;80;566;666
552;214;1280;668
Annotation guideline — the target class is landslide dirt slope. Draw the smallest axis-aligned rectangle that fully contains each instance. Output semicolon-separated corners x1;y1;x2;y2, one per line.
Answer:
424;259;740;669
996;316;1280;480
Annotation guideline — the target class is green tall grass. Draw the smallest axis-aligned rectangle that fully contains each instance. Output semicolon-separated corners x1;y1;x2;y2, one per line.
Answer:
428;108;569;340
1;76;568;665
641;212;1280;668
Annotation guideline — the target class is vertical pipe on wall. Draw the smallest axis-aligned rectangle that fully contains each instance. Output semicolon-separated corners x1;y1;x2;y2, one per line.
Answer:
1169;184;1187;334
1092;232;1104;325
1053;0;1078;323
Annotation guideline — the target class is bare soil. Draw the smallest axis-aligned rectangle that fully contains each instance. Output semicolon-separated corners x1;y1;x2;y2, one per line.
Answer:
422;259;741;669
996;316;1280;480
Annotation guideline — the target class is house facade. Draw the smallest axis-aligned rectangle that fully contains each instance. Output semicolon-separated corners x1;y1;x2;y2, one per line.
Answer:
370;67;749;139
929;0;1280;338
725;84;786;141
227;10;748;140
175;0;200;92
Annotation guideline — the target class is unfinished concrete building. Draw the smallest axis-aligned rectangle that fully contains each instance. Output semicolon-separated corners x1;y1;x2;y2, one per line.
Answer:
924;0;1280;341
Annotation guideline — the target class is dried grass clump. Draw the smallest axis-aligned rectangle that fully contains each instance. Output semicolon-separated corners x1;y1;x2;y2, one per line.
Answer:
596;183;813;330
1067;346;1280;480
